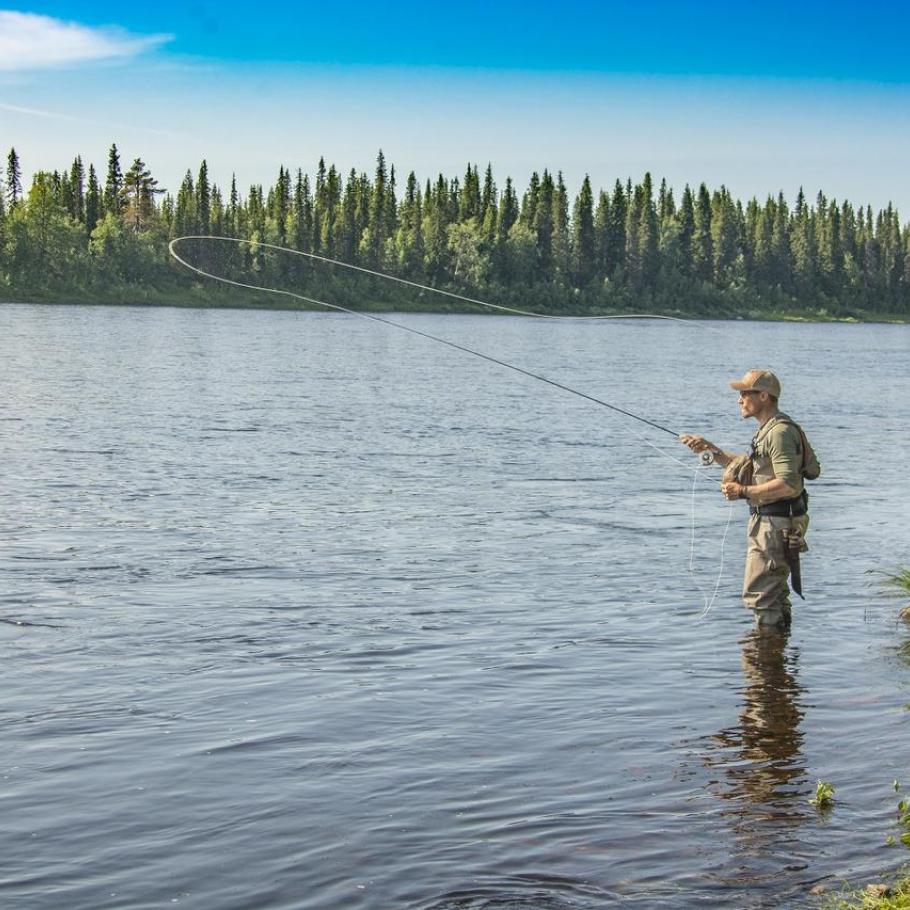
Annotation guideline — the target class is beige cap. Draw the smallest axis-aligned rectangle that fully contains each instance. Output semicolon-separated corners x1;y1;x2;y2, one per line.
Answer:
730;369;781;397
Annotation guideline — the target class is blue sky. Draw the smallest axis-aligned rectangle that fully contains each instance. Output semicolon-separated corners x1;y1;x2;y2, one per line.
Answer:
2;1;909;214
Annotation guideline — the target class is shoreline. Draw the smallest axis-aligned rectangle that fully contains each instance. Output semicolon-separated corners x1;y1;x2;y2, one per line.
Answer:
2;292;908;325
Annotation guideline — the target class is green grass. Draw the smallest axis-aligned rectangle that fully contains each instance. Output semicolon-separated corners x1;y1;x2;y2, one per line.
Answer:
888;570;910;597
821;874;910;908
887;569;910;622
811;780;837;810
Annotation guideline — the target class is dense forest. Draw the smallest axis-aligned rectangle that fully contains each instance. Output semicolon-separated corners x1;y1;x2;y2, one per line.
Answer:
1;145;908;319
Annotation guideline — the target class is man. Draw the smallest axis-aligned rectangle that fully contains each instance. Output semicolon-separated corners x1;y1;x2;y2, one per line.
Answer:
680;369;819;631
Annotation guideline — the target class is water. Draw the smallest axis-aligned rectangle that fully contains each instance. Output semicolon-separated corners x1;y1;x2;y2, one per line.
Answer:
2;303;909;909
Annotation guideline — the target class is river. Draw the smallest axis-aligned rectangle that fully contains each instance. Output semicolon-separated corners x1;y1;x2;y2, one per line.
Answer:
2;303;909;908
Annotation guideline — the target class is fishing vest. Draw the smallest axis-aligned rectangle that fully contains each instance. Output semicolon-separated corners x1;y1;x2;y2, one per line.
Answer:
723;414;820;489
750;414;821;487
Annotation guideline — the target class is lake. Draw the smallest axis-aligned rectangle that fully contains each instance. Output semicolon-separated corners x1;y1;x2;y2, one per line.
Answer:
2;303;909;908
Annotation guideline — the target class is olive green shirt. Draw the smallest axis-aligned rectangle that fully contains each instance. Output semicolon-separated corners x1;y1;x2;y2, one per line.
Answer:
750;414;804;493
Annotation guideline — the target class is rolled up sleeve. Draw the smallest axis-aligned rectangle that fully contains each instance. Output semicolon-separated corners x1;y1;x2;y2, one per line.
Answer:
766;425;803;491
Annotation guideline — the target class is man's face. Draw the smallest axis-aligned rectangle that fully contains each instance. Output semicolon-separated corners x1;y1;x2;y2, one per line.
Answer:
738;389;764;418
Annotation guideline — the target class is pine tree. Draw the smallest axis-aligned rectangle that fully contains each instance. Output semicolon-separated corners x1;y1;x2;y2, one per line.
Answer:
385;164;398;252
493;177;519;282
534;170;555;279
398;170;424;277
551;171;570;282
313;157;328;252
593;190;610;278
770;192;791;288
6;147;22;207
174;171;197;237
497;178;519;238
480;164;496;226
790;188;815;293
195;160;212;235
520;172;540;229
104;144;123;217
677;185;695;277
605;180;627;277
459;163;480;221
227;175;241;237
60;170;75;221
291;170;312;253
625;182;643;288
710;186;739;286
121;158;163;232
85;164;101;234
637;172;659;288
210;186;225;237
571;175;595;287
657;177;677;254
367;150;389;266
753;198;774;284
423;174;451;281
693;183;713;282
319;165;341;255
69;155;85;223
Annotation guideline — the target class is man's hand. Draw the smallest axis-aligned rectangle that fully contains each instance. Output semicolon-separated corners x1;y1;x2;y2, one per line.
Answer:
679;433;715;453
721;481;748;500
680;434;733;468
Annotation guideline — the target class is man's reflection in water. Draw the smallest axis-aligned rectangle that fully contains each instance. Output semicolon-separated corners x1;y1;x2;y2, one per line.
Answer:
705;629;811;869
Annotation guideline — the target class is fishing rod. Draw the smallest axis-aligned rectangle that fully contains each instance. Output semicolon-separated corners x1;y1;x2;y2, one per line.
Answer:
169;235;730;613
168;236;683;442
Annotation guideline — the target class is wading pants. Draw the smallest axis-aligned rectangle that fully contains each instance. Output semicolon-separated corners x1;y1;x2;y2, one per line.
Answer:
742;514;810;615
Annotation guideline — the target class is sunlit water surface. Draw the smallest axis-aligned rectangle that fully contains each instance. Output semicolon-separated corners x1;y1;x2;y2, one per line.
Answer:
2;304;909;909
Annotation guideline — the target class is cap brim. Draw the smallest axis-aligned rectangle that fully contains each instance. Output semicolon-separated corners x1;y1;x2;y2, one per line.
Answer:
730;380;750;391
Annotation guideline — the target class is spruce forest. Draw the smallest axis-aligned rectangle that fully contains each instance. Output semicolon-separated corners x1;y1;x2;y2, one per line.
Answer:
1;145;908;319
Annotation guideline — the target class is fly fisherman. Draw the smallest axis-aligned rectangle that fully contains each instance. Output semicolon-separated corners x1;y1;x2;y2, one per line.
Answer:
680;370;820;632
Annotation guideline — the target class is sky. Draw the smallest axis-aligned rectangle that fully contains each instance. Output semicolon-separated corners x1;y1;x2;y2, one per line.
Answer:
1;0;909;215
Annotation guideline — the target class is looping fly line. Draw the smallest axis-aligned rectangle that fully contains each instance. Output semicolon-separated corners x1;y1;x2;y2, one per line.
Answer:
169;235;729;611
171;234;700;323
169;235;689;441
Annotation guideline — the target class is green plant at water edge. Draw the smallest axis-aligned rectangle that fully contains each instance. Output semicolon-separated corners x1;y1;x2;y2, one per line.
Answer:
887;570;910;595
887;570;910;621
820;873;910;909
896;796;910;848
811;779;836;809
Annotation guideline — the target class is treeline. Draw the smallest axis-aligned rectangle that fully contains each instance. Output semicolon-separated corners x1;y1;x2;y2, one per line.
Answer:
1;144;908;318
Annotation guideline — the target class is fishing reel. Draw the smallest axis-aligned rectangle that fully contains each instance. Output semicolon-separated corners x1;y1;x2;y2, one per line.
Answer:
700;450;716;466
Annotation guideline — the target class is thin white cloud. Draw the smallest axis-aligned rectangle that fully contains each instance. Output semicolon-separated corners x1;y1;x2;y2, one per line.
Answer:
0;101;192;139
0;10;171;71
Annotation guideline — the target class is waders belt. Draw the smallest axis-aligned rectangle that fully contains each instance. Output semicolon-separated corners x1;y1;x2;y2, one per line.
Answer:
749;491;808;518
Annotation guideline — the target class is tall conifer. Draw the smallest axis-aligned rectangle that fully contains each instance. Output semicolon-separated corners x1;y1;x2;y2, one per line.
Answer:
6;148;22;207
85;164;101;234
104;144;123;217
571;175;596;287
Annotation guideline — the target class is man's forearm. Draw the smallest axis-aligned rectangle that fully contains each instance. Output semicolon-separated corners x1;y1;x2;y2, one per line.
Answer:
744;477;800;504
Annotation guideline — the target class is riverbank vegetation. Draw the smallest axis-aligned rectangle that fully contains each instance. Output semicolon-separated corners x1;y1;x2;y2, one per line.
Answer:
1;146;908;319
821;873;910;908
886;570;910;621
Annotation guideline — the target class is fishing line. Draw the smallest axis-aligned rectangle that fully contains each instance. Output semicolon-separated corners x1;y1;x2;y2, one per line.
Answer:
172;234;705;324
170;236;731;606
169;236;691;454
689;464;735;618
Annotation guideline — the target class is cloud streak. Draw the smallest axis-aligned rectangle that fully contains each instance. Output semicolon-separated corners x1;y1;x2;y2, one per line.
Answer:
0;11;171;71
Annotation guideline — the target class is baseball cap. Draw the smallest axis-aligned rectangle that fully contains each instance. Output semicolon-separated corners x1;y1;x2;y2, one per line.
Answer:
730;369;781;397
